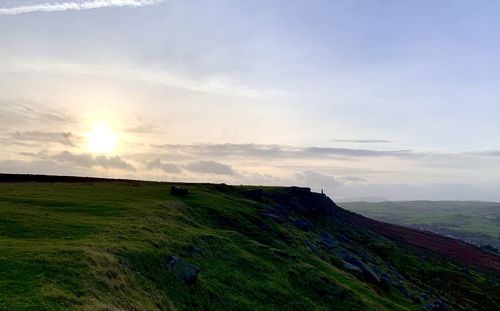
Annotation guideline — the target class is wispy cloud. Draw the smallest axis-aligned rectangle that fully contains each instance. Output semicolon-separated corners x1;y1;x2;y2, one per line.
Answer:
144;143;500;172
332;139;391;144
10;131;78;147
150;143;414;159
0;0;165;16
0;100;74;126
6;61;282;98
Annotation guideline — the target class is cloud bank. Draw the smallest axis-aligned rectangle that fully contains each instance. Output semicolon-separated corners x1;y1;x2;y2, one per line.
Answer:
54;151;136;171
11;131;78;147
184;160;236;176
150;143;414;159
145;158;182;174
0;0;165;15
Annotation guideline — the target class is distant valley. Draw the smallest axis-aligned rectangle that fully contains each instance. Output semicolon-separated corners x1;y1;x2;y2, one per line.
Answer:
341;201;500;252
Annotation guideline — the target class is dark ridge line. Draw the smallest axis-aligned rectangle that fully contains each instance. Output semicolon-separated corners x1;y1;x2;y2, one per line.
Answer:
0;173;242;187
0;173;286;188
0;173;141;184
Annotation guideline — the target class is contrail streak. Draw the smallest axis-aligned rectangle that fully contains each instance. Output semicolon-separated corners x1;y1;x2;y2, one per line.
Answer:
0;0;166;15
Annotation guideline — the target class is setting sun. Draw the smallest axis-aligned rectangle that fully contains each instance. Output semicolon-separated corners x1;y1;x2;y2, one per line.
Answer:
86;123;118;154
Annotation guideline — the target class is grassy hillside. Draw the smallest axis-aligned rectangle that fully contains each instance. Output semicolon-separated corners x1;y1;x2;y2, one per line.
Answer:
341;201;500;250
0;178;499;310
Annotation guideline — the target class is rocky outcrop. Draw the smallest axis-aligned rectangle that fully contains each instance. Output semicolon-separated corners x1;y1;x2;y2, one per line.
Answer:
320;230;338;249
344;256;381;284
342;261;363;274
260;187;342;218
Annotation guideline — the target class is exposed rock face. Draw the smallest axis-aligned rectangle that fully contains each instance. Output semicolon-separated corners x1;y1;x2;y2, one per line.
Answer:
164;256;200;284
319;230;338;249
288;186;312;195
302;193;338;216
260;187;342;218
342;261;363;274
344;256;381;284
247;185;498;310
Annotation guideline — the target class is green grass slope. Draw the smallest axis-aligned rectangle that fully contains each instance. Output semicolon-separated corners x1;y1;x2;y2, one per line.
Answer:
0;180;499;310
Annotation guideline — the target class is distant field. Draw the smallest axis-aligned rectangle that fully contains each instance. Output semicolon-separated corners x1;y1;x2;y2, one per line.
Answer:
340;201;500;249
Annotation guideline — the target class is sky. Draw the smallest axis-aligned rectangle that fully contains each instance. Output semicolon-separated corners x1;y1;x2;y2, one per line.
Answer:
0;0;499;201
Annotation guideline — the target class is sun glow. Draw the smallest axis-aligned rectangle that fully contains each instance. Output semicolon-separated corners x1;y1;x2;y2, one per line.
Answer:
86;123;119;154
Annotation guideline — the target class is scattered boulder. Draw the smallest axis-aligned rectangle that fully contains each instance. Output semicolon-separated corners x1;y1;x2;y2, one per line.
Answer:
345;256;381;283
330;245;351;259
164;256;200;284
342;261;363;274
170;186;189;197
